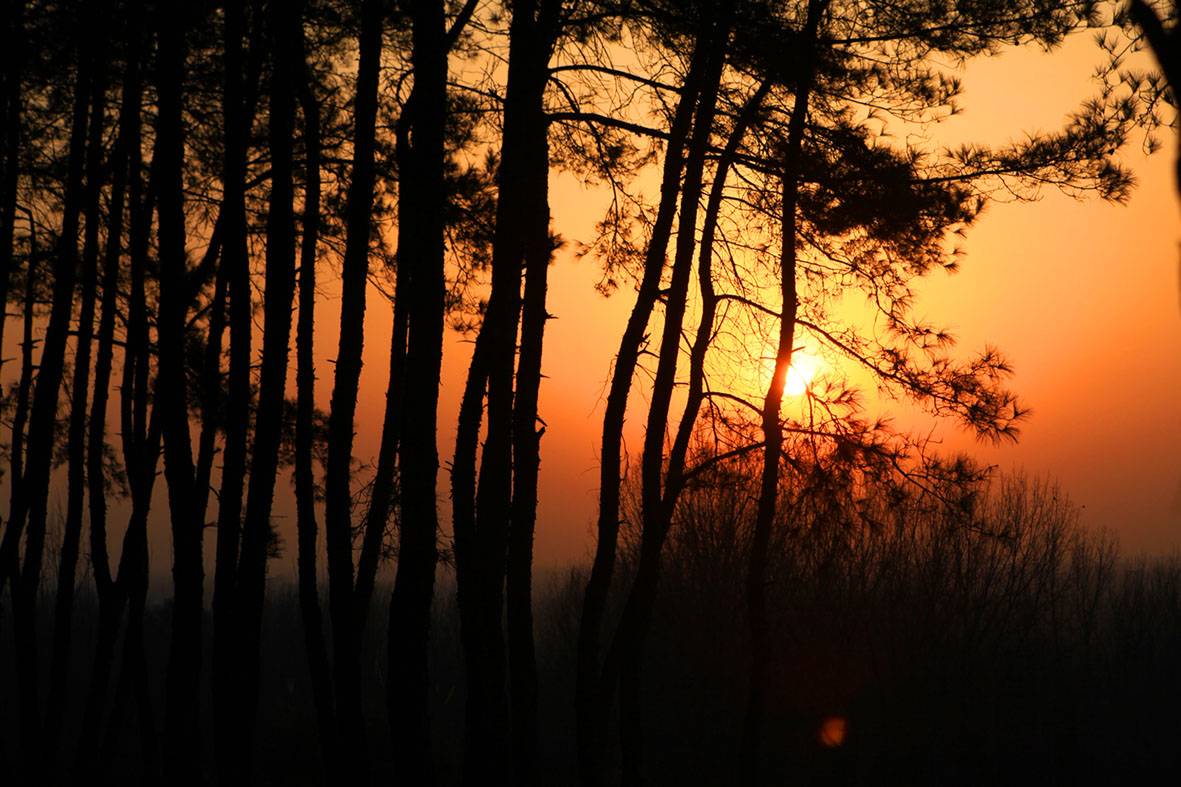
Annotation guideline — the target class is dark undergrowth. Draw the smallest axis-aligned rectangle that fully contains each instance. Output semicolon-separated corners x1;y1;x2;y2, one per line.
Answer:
2;474;1179;785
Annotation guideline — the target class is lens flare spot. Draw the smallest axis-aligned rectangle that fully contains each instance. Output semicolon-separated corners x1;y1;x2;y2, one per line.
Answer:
817;715;847;748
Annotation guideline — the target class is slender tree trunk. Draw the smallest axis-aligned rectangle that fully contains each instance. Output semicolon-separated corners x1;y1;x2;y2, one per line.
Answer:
193;237;226;523
230;1;300;779
575;30;709;786
45;23;107;759
505;3;564;784
155;8;203;782
452;4;564;781
617;21;731;777
576;10;729;783
73;125;128;766
387;2;448;783
293;17;335;780
354;285;407;624
7;16;91;773
212;1;256;779
75;10;147;775
102;53;159;767
741;5;823;781
324;0;382;778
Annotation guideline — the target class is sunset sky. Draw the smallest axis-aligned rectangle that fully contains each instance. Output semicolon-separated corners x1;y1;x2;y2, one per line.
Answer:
9;20;1174;580
413;27;1181;565
184;24;1180;578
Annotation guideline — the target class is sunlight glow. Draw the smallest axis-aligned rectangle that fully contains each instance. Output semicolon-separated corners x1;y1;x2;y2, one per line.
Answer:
784;352;820;396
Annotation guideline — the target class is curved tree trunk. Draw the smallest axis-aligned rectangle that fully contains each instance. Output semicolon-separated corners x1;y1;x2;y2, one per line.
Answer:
575;29;709;786
741;4;824;782
577;8;731;783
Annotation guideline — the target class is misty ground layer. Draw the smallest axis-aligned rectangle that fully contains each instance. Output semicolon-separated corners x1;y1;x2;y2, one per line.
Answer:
5;508;1179;786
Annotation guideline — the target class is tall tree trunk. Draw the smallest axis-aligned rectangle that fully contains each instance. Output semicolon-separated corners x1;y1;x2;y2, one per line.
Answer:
230;0;300;779
387;1;449;782
452;3;565;780
741;4;823;782
45;21;108;759
155;7;203;782
213;1;263;779
293;16;335;780
73;39;131;773
575;29;709;786
505;3;564;784
102;23;159;766
617;15;730;779
6;14;92;773
354;285;407;624
575;11;728;784
324;0;383;778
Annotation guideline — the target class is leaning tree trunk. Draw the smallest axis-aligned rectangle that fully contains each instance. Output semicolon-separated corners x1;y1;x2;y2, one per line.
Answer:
575;30;709;786
612;17;730;783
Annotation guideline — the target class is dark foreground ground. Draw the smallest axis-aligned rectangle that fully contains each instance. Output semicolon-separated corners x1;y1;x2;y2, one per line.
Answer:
3;486;1181;785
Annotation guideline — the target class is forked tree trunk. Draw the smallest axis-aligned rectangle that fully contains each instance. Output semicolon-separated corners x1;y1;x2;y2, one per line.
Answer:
451;1;562;781
577;8;729;784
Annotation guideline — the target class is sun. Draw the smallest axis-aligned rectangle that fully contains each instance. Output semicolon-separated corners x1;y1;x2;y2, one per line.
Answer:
784;352;820;396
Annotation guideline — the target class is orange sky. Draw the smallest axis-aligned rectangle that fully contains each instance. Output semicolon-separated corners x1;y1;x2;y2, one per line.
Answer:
7;24;1177;584
332;29;1181;569
449;30;1181;565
